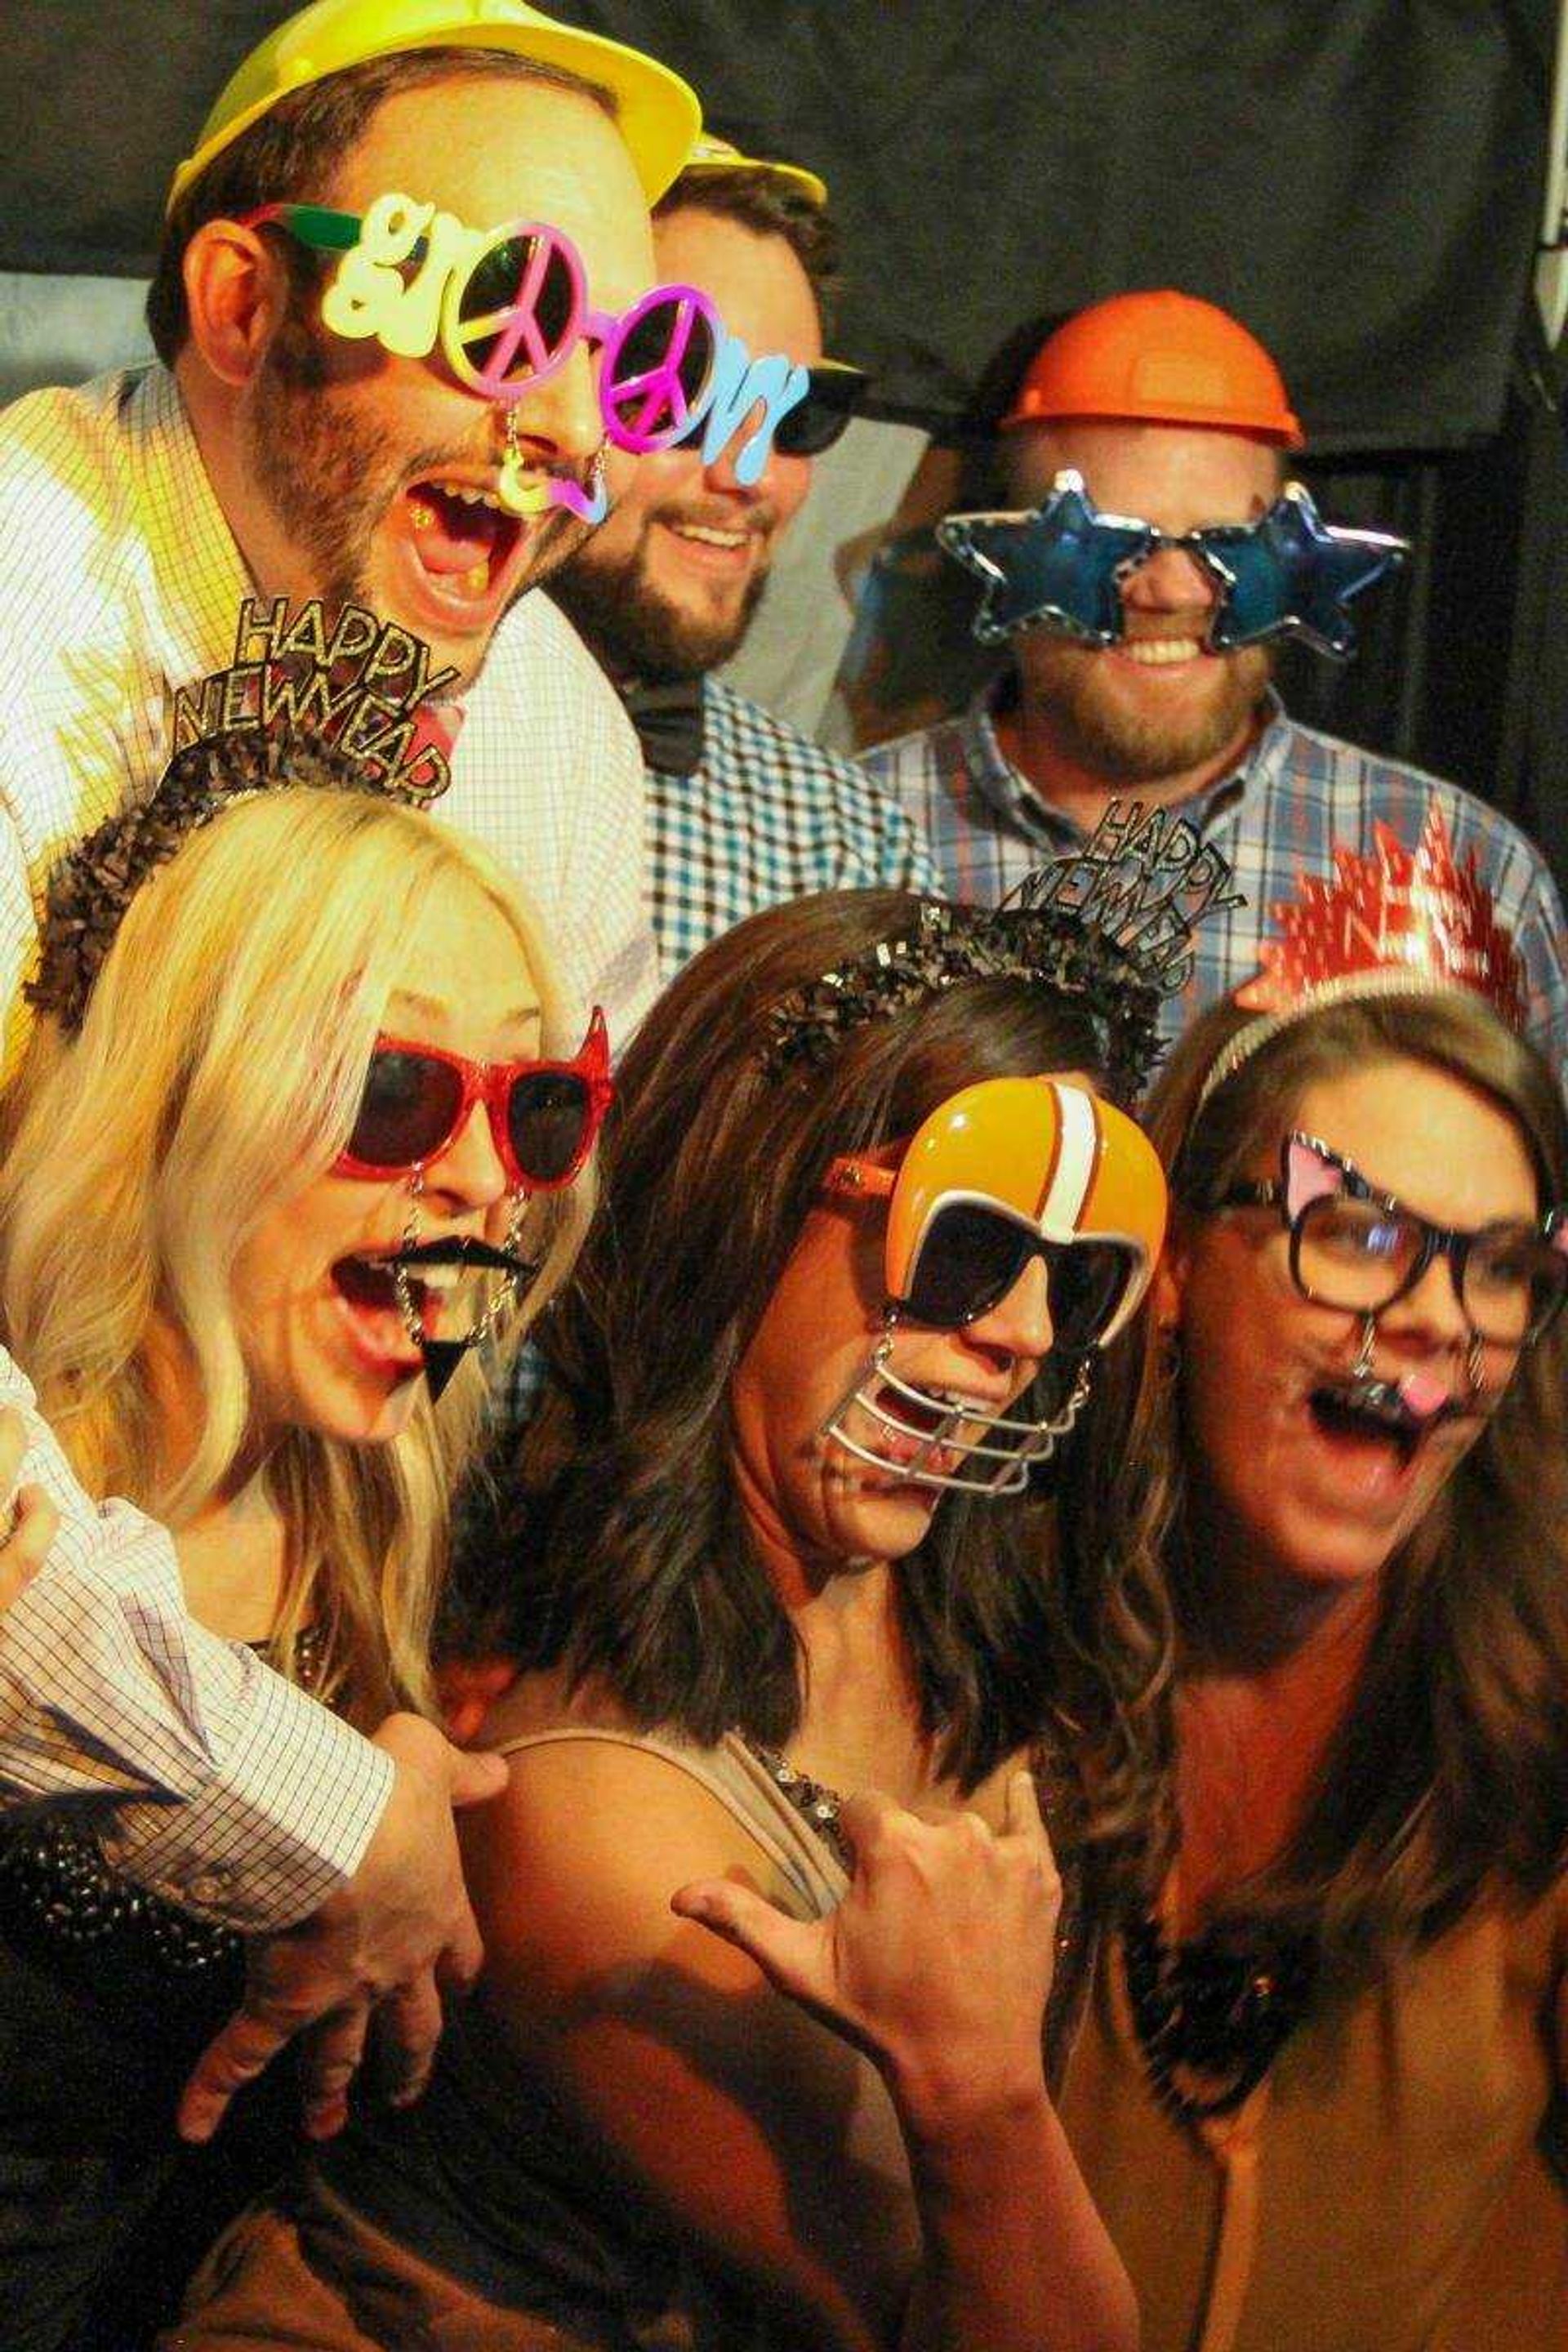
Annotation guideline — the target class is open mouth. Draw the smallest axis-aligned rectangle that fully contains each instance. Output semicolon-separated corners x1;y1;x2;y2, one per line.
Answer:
403;479;523;603
332;1251;460;1345
1119;635;1207;666
860;1376;1000;1479
1306;1370;1463;1469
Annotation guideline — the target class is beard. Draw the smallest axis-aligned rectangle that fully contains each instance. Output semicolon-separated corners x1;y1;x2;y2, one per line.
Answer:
550;504;773;680
246;316;591;682
1018;634;1274;783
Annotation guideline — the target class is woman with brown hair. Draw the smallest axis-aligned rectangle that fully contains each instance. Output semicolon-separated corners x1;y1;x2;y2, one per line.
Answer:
171;874;1169;2351
1046;878;1568;2351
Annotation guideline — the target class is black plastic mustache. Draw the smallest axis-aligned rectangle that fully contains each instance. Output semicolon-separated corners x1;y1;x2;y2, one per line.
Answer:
1330;1372;1466;1432
389;1236;535;1401
390;1236;532;1280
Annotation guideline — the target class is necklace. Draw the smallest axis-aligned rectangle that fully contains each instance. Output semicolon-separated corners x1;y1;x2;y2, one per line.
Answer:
740;1737;853;1873
1121;1909;1316;2123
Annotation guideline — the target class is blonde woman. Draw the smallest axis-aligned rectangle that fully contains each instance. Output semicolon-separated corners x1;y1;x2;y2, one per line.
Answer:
0;747;605;2352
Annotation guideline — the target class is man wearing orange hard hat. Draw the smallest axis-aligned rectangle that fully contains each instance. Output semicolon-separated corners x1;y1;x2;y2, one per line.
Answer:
0;0;715;2201
865;289;1568;1088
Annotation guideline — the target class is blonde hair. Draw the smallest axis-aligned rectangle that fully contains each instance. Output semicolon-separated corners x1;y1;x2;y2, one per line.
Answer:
0;789;592;1722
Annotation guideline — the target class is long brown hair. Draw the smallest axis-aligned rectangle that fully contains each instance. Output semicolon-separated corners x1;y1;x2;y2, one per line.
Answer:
499;889;1137;1790
1057;989;1568;1962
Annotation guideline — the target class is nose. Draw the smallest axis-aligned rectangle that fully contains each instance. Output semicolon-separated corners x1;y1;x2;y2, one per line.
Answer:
1120;539;1216;614
964;1253;1056;1369
1374;1247;1471;1354
422;1098;510;1216
506;339;604;470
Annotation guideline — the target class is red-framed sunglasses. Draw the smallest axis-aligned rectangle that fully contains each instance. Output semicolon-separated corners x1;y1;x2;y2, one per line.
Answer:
335;1008;612;1192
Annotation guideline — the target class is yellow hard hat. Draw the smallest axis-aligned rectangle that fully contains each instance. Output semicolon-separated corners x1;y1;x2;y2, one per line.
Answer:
168;0;702;212
679;131;826;208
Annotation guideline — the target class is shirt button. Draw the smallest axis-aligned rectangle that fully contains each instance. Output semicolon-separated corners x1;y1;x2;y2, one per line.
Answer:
183;1864;236;1908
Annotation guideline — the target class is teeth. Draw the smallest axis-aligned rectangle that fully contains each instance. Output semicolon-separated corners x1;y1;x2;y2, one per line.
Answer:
427;481;503;510
1123;637;1203;665
673;524;748;548
414;1263;463;1292
459;560;489;592
363;1255;462;1293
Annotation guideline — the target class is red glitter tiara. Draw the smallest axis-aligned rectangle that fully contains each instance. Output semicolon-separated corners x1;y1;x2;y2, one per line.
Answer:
1201;806;1527;1102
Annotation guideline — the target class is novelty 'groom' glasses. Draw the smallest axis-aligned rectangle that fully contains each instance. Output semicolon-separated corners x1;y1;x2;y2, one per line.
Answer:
938;470;1408;657
1213;1131;1568;1347
239;195;812;483
335;1006;612;1193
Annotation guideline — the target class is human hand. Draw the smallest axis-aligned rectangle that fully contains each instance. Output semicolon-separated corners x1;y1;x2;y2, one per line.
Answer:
177;1712;507;2144
673;1769;1059;2135
0;1407;60;1609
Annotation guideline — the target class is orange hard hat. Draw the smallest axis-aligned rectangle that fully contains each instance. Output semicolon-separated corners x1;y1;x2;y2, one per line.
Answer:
1002;289;1302;448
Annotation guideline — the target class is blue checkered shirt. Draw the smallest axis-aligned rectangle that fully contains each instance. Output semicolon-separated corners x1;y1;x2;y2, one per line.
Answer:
488;679;939;1454
863;679;1568;1088
646;678;938;978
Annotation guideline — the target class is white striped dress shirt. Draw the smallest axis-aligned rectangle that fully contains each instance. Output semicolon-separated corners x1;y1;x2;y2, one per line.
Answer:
0;361;658;1925
0;363;657;1076
0;1345;391;1929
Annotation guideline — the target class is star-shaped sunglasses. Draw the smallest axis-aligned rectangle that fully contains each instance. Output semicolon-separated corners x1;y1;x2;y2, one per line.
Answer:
938;471;1407;657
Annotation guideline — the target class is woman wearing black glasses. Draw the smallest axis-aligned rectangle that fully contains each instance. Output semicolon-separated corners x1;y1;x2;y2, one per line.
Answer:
172;880;1159;2352
1046;966;1568;2352
0;729;604;2350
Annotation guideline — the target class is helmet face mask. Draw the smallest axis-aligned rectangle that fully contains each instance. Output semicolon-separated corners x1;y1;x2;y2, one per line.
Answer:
821;1343;1094;1498
817;1076;1167;1497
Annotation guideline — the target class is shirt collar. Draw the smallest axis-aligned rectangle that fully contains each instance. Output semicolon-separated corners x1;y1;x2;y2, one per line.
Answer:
956;670;1291;846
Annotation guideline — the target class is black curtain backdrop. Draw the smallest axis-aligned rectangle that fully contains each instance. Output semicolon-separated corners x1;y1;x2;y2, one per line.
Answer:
2;2;1566;884
2;1;1554;452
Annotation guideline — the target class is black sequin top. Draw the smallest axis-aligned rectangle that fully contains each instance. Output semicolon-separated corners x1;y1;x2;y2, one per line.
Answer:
0;1624;332;2352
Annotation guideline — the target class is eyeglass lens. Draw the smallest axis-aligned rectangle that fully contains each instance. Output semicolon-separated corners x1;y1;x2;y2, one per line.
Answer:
1294;1194;1566;1344
350;1052;592;1186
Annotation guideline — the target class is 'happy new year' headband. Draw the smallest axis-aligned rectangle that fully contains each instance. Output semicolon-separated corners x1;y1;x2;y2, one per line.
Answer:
29;597;458;1032
764;800;1243;1103
1194;805;1529;1110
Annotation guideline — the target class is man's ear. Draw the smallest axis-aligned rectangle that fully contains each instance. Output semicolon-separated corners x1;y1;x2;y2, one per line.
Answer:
181;220;287;389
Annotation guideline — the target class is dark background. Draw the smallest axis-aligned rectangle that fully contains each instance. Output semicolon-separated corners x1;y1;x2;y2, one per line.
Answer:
4;2;1566;885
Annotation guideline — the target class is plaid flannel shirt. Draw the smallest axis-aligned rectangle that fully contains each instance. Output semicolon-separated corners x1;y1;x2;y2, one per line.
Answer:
863;678;1568;1089
646;678;939;978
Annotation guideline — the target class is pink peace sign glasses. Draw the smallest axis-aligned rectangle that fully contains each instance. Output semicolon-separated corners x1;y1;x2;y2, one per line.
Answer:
239;200;770;461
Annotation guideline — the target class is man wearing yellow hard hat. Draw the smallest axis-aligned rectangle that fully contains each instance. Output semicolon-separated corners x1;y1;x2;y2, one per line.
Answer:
862;290;1568;1089
0;0;712;2305
0;0;705;1085
549;132;938;981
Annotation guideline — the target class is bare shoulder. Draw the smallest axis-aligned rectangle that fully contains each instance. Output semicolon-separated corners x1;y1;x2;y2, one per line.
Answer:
463;1696;797;2007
